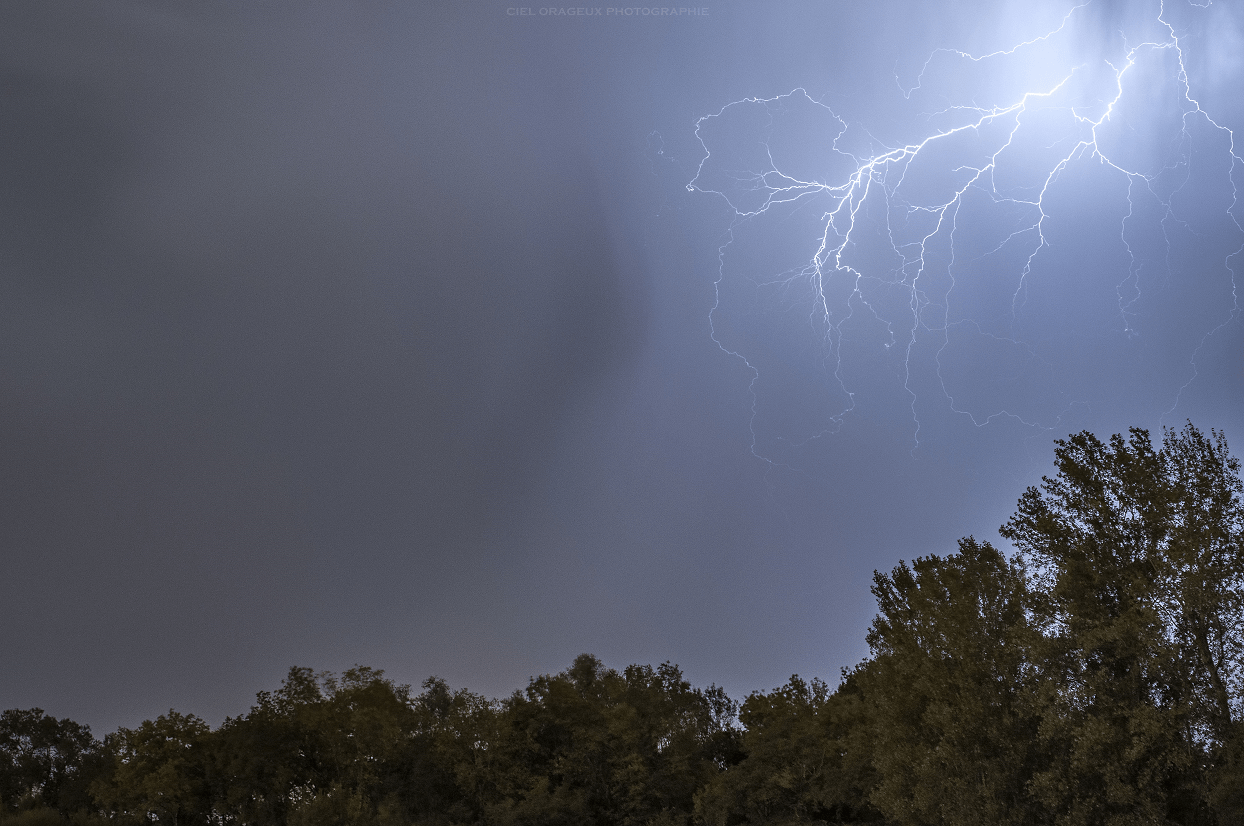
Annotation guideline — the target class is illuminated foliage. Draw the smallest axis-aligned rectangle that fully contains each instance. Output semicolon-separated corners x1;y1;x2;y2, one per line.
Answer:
861;538;1042;826
1000;423;1244;826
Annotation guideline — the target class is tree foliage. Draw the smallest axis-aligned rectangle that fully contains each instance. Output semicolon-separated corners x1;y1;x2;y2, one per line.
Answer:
4;422;1244;826
693;672;875;825
1000;423;1244;826
482;654;738;826
0;709;99;817
860;537;1042;826
91;710;212;825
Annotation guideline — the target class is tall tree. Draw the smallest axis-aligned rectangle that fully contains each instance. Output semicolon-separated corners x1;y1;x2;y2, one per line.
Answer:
860;537;1042;826
1000;423;1244;825
1157;425;1244;741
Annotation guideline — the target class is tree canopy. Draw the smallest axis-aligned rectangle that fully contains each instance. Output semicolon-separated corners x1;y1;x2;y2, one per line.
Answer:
4;422;1243;826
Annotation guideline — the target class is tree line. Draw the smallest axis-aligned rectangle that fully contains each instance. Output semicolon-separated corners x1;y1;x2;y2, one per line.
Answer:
4;423;1244;825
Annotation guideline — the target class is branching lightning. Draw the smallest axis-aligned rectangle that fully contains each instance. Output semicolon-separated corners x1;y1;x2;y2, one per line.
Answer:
687;0;1243;462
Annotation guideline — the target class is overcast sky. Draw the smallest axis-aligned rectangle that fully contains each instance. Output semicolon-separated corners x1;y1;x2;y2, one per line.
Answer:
2;0;1242;735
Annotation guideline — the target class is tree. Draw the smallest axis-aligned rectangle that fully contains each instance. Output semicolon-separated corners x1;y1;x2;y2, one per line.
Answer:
91;710;212;826
0;708;99;817
209;666;426;826
404;675;499;824
207;666;325;826
692;673;875;826
1000;423;1244;826
1158;425;1244;740
860;538;1042;826
484;654;737;826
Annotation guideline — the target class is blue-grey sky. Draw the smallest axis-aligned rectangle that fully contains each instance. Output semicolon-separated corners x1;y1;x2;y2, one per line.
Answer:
2;0;1242;734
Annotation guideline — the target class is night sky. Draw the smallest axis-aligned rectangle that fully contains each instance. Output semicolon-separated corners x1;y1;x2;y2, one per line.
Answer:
3;0;1243;735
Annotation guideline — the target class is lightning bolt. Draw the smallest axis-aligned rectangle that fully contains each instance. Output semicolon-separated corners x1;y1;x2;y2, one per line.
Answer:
686;0;1243;462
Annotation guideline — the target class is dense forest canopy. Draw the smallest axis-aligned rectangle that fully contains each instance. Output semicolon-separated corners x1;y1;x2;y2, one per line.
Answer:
5;423;1244;825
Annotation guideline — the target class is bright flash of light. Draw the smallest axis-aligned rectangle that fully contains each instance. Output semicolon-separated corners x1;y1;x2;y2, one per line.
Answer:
688;0;1243;463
